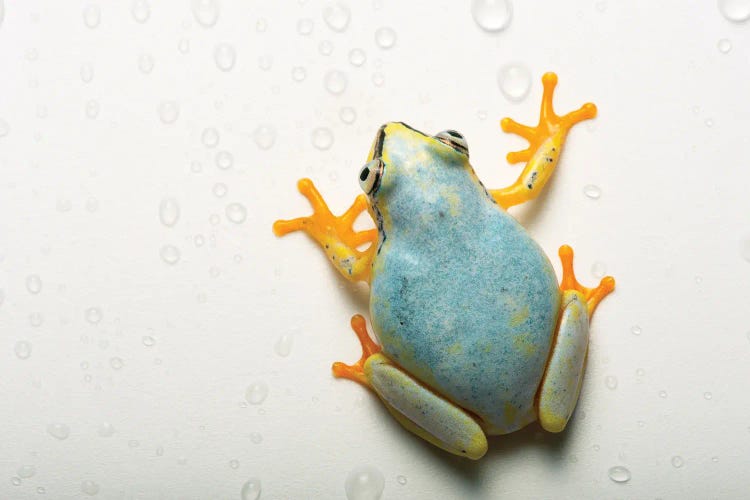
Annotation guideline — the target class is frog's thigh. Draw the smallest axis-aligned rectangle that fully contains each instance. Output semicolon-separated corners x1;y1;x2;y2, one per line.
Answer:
364;354;488;460
537;290;589;433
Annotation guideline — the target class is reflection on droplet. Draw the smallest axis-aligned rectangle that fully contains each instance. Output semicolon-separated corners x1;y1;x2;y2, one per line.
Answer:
83;4;101;29
131;0;150;23
312;127;334;150
226;203;248;224
80;63;94;83
81;480;100;496
671;455;684;468
245;381;269;404
138;53;155;74
159;198;180;227
497;64;531;102
98;422;116;437
26;274;42;294
47;423;70;440
109;357;124;370
85;307;103;324
374;27;397;49
216;150;234;170
192;0;219;27
201;127;220;148
253;124;276;150
275;334;293;357
18;465;36;479
292;66;307;82
631;325;642;335
583;184;602;199
229;459;240;469
160;245;181;265
324;70;348;95
323;3;350;32
608;465;631;483
471;0;513;32
339;107;357;124
345;465;385;500
605;376;618;390
717;38;732;53
241;478;261;500
14;341;32;360
297;18;314;35
718;0;750;22
214;43;236;71
349;48;367;67
158;101;179;124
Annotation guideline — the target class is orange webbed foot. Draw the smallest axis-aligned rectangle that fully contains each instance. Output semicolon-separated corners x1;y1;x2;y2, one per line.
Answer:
332;314;381;386
558;245;615;317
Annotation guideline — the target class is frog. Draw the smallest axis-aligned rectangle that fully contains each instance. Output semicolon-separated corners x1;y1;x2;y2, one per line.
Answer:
273;73;615;460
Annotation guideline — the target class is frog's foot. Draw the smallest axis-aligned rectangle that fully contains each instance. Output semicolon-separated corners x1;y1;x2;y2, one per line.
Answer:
273;179;377;282
332;314;381;386
491;73;597;209
558;244;615;317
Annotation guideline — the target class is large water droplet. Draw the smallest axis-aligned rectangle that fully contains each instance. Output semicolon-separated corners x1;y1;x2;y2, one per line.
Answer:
159;197;180;227
138;53;155;74
201;127;220;148
323;3;351;32
583;184;602;199
241;478;262;500
80;63;94;83
18;465;36;479
98;422;116;437
297;18;314;35
85;307;103;324
47;423;70;440
26;274;42;294
312;127;334;150
608;465;631;483
216;150;234;170
324;70;348;95
275;334;293;357
471;0;513;32
131;0;150;23
83;4;101;29
718;0;750;22
160;245;181;265
192;0;219;27
214;43;236;71
345;465;385;500
81;480;100;495
349;48;367;67
339;107;357;124
497;64;531;102
14;341;32;360
717;38;732;53
253;124;276;150
158;101;179;124
671;455;684;468
245;381;269;404
374;27;397;49
605;375;618;390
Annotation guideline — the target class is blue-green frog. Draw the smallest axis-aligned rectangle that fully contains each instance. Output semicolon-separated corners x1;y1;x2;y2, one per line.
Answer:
273;73;615;460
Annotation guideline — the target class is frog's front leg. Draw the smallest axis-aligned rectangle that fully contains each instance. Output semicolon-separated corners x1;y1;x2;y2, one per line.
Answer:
334;315;488;460
490;73;597;209
536;245;615;432
273;179;377;283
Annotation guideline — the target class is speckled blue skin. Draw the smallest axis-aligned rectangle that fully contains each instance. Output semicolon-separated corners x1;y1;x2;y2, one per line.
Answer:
368;123;561;434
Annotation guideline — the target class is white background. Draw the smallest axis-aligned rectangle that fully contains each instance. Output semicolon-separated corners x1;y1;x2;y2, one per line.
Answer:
1;0;750;498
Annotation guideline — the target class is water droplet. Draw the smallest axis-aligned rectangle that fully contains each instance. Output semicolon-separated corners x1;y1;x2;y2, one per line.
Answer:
47;422;70;440
215;150;234;170
718;0;750;22
671;455;684;468
275;334;293;357
245;381;269;404
497;64;531;102
201;127;220;148
81;480;100;495
209;214;221;226
605;375;618;390
371;72;385;87
26;274;42;294
194;234;205;247
0;118;9;138
37;486;46;494
323;3;350;32
142;335;156;347
160;245;181;265
318;40;334;56
98;422;115;437
212;183;228;198
712;456;719;462
192;0;219;27
18;465;36;479
258;55;273;70
109;357;124;370
374;27;397;49
250;432;263;444
608;465;631;483
312;127;334;150
349;48;367;67
229;459;240;469
471;0;513;32
583;184;602;199
591;261;607;279
324;70;348;95
297;18;314;35
85;307;103;324
158;101;179;124
256;18;267;32
253;124;276;150
11;477;21;486
159;197;180;227
214;43;236;71
85;100;100;119
156;446;164;456
241;478;262;500
704;391;713;400
717;38;732;54
80;63;94;83
595;0;607;12
659;390;668;398
85;197;99;213
636;368;645;377
396;475;407;485
339;106;357;124
131;0;150;23
83;4;101;29
226;203;248;224
631;325;642;335
29;312;44;327
14;340;31;359
292;66;307;82
704;118;714;128
138;53;155;74
345;465;385;500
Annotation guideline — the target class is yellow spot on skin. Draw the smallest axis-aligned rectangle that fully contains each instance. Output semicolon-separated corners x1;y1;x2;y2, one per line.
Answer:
447;343;463;355
512;331;538;357
510;305;530;327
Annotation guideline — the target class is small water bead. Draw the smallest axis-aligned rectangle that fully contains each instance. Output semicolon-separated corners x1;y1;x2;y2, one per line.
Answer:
192;0;220;27
29;312;44;327
323;2;351;32
26;274;43;294
396;475;407;485
595;0;607;12
47;423;70;440
256;18;267;32
274;334;293;357
214;43;236;72
297;18;314;35
253;124;276;150
226;203;248;224
138;53;155;74
371;72;385;87
109;357;124;370
671;455;684;468
311;127;334;150
345;465;385;500
229;459;240;469
258;55;273;70
98;422;115;437
636;368;645;377
319;40;334;56
160;245;181;265
209;214;221;226
194;234;206;247
214;150;235;171
704;391;713;400
178;38;191;54
85;307;102;324
718;0;750;22
14;341;32;360
250;432;263;444
583;184;602;199
11;477;21;486
631;325;642;335
292;66;307;82
81;480;100;495
659;390;668;399
18;465;36;479
497;64;531;102
159;197;180;227
471;0;513;32
241;478;262;500
608;465;631;483
717;38;732;54
605;376;618;390
156;446;164;456
83;4;101;29
712;456;719;463
85;100;100;119
158;101;179;124
374;27;397;49
85;197;99;213
245;381;269;405
142;335;156;347
131;0;150;23
0;118;9;137
201;127;220;148
37;487;46;494
339;106;357;124
80;63;94;83
212;183;228;198
704;118;714;128
591;261;607;279
324;70;348;95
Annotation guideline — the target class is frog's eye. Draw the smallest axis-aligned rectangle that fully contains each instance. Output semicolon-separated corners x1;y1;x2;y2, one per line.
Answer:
359;158;384;195
434;130;469;157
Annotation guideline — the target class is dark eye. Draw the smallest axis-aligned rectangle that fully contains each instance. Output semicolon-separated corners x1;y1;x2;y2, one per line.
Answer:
359;158;384;194
435;130;469;157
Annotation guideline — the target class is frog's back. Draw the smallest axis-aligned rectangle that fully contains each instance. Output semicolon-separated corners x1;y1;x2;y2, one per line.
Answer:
370;182;560;434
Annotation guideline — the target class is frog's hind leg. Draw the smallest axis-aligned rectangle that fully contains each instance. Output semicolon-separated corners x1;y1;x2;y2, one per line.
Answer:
333;315;488;459
536;245;615;433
